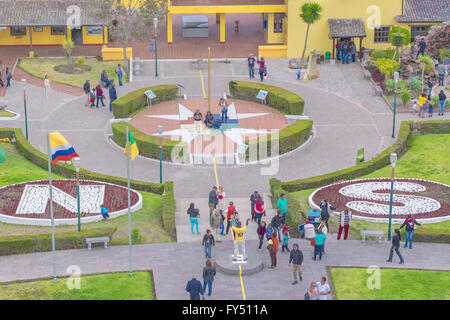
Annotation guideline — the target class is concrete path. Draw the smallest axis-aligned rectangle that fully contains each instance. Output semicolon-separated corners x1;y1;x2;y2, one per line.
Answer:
0;239;448;300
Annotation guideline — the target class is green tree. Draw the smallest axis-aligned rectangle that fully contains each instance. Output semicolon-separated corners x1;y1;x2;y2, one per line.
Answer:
62;38;74;65
418;55;434;92
401;91;411;106
299;2;323;62
389;26;410;62
95;0;168;72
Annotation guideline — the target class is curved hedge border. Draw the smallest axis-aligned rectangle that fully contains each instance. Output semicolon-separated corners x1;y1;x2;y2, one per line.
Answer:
245;119;313;159
228;80;304;115
0;128;164;194
112;84;179;118
112;122;187;162
0;227;116;256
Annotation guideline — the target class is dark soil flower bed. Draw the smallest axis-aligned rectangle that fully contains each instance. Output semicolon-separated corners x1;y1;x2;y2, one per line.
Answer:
54;64;91;74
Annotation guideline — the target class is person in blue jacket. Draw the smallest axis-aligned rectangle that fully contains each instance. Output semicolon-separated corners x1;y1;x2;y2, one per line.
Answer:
100;205;109;219
109;83;117;112
186;274;204;300
100;70;110;88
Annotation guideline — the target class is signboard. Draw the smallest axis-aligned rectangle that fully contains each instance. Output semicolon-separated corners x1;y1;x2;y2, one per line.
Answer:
256;90;268;101
144;90;156;100
237;143;248;154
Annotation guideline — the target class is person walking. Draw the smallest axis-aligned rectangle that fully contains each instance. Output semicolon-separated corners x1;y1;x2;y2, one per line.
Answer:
257;221;266;251
115;64;125;86
44;74;51;100
5;67;12;87
248;54;256;78
193;109;203;133
281;231;290;253
313;229;326;261
418;93;427;118
208;186;218;217
219;98;228;123
225;201;237;235
186;275;204;300
250;191;260;222
276;193;287;223
254;197;265;225
95;84;105;108
89;88;96;108
296;68;301;80
319;199;336;231
316;277;331;300
271;210;284;241
317;220;328;254
415;38;426;59
83;80;90;106
265;223;274;242
337;209;352;240
306;282;319;300
427;78;434;97
109;83;117;112
257;57;265;81
202;259;216;297
400;214;421;249
231;219;250;261
267;238;277;269
438;62;445;87
271;231;279;266
210;209;222;242
202;229;215;259
438;90;447;116
187;202;200;234
386;228;404;264
288;243;303;284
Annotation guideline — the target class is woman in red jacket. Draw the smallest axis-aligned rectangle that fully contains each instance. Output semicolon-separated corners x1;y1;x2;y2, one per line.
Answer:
254;197;265;225
257;57;265;82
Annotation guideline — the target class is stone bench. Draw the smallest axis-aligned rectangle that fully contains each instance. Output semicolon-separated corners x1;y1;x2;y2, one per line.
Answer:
86;236;110;250
374;85;383;96
363;70;371;79
0;102;6;111
361;230;384;243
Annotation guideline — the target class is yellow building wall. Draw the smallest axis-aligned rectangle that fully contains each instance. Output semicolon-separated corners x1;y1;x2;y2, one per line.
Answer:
102;47;133;61
265;13;285;44
0;27;30;45
31;27;66;45
286;0;404;58
82;26;107;45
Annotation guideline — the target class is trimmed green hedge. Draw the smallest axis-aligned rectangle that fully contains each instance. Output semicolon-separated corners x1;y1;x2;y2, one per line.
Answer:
112;84;179;118
246;120;313;159
229;80;304;115
0;128;164;194
161;181;176;239
0;227;116;256
111;122;188;162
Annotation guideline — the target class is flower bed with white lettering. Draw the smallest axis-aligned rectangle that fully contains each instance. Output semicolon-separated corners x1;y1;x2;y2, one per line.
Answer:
0;180;142;226
309;178;450;223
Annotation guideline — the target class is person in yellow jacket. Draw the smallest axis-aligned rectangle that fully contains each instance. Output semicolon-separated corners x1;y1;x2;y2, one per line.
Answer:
418;94;427;118
231;218;250;262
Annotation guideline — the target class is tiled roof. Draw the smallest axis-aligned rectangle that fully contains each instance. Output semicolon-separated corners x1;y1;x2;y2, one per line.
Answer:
328;18;366;38
396;0;450;23
0;0;108;26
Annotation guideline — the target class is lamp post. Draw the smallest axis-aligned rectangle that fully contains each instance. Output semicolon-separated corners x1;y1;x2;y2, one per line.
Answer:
72;156;81;232
154;17;158;78
21;79;29;141
391;72;399;138
158;125;163;184
387;152;397;241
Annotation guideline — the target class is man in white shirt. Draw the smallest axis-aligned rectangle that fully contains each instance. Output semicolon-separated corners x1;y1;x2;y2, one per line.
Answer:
304;219;315;240
316;277;331;300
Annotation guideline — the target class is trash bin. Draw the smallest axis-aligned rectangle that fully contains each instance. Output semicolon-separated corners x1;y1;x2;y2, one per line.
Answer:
325;51;331;60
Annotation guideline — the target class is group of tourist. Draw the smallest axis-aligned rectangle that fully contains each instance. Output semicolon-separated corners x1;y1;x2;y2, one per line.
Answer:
248;54;267;81
0;66;13;88
191;98;229;133
82;64;125;111
336;39;357;64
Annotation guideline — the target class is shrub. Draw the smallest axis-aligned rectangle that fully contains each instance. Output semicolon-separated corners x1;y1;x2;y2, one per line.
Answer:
386;79;406;94
112;84;179;118
370;50;386;60
371;69;385;84
375;58;400;77
418;55;434;66
0;227;117;256
401;91;411;106
228;81;305;115
431;95;439;107
439;48;450;62
408;77;421;94
111;122;188;162
131;228;142;244
161;181;176;239
77;56;85;67
424;64;435;74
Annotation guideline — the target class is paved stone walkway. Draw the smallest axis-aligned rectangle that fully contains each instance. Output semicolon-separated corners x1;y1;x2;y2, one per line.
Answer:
0;239;448;299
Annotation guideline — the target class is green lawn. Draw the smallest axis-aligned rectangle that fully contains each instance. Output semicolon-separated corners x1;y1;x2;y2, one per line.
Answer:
288;134;450;237
330;268;450;300
18;57;128;88
0;143;172;244
0;111;16;118
0;272;153;300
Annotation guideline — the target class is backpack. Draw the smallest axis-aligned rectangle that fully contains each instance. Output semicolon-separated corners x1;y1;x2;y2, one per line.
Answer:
304;291;310;300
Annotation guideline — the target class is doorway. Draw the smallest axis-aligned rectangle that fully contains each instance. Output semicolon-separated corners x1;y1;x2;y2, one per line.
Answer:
71;28;83;45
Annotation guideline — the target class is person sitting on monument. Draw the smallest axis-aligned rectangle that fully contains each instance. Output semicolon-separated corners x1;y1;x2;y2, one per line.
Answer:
100;205;109;219
231;218;250;262
204;111;214;128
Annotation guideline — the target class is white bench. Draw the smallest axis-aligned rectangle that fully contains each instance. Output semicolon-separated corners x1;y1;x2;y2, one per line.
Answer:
361;230;384;243
374;85;383;96
363;70;371;79
86;236;110;250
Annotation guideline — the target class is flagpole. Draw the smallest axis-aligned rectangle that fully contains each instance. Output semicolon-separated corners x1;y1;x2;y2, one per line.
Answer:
47;131;57;283
126;126;133;276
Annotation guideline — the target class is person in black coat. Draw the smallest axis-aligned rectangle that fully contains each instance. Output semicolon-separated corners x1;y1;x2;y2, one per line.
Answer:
288;243;303;285
109;83;117;112
208;186;218;216
386;229;404;264
319;199;336;231
186;274;204;300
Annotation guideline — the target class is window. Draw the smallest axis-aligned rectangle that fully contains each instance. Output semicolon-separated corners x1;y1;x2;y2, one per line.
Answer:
410;25;431;41
374;26;390;43
33;26;43;32
10;27;26;36
86;26;103;36
51;26;66;35
274;13;285;33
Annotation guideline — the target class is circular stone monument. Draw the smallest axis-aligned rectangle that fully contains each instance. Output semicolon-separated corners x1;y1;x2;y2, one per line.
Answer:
214;250;264;276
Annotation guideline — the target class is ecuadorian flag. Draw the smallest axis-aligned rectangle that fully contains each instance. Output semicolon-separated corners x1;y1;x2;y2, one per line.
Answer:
49;132;79;166
124;131;139;160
